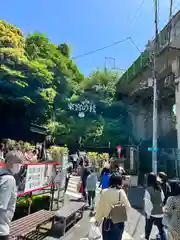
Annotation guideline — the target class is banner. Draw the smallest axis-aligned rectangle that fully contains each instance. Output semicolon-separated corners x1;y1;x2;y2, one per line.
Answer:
16;162;60;196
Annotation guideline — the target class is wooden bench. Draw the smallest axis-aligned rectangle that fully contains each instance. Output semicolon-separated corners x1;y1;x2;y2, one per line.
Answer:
10;209;55;240
49;202;86;238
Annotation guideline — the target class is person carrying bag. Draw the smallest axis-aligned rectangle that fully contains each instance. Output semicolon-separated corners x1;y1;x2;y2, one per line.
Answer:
93;175;131;240
106;189;127;226
163;182;180;240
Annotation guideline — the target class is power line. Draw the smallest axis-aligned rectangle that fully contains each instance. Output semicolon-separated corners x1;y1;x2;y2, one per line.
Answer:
129;37;141;53
71;0;145;60
71;37;141;60
173;0;180;13
128;0;145;29
71;37;130;60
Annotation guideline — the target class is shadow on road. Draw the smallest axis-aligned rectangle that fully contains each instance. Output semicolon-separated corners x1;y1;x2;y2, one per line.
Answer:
128;187;145;210
69;198;84;202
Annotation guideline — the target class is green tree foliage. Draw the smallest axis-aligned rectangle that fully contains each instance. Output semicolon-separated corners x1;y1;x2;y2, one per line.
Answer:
0;20;131;149
79;71;129;148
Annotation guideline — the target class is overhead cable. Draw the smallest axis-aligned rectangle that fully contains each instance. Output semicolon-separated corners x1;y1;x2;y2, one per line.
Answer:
128;0;145;29
71;0;145;60
71;37;130;60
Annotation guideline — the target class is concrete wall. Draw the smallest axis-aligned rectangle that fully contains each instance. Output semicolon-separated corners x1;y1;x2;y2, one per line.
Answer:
129;103;152;141
129;101;173;141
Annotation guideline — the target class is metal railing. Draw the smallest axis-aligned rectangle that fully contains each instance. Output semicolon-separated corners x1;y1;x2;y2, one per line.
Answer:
119;19;180;85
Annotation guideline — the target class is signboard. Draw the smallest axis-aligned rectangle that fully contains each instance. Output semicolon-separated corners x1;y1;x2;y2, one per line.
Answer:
24;163;57;193
0;162;60;196
55;168;66;188
16;162;60;196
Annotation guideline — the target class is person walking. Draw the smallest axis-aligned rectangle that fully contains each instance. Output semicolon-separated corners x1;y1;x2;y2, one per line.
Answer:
99;168;110;190
0;150;24;239
157;172;171;205
144;173;167;240
94;174;131;240
64;166;72;192
86;168;98;210
163;181;180;240
80;161;90;201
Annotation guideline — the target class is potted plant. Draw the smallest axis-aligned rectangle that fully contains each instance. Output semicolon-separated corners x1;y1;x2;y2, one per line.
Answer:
31;195;51;213
13;197;29;220
48;146;68;162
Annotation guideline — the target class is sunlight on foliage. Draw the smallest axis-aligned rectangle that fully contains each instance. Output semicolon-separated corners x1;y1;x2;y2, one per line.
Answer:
0;20;131;149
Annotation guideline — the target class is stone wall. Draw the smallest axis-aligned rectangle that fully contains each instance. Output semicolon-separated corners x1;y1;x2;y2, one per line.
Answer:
129;100;174;141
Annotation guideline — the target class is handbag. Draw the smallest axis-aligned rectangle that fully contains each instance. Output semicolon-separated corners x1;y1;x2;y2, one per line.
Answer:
88;222;102;240
108;189;128;224
77;182;82;193
79;183;83;193
163;200;176;229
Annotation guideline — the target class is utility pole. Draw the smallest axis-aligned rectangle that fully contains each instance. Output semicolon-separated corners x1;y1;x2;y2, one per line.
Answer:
152;0;159;174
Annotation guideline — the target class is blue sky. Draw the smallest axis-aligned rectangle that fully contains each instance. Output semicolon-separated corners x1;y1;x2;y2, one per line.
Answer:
1;0;177;76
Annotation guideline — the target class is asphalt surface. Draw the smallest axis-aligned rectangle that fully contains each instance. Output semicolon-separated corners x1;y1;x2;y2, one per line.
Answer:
43;185;159;240
61;206;157;240
56;188;158;240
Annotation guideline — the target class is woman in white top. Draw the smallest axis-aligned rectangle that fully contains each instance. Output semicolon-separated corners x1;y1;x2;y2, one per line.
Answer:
163;182;180;240
94;174;131;240
144;173;167;240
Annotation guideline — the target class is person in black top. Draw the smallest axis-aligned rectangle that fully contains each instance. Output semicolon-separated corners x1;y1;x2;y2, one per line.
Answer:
65;166;72;192
80;160;90;201
157;172;171;205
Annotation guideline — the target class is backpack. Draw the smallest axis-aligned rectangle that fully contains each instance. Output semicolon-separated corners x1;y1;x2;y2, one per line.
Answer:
108;189;127;224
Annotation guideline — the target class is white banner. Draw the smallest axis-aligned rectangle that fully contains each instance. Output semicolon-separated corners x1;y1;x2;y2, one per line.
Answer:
24;164;56;193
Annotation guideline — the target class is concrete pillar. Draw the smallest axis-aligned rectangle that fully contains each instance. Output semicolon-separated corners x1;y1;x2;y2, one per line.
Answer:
129;103;152;141
130;100;173;141
172;58;180;148
135;110;146;140
172;57;180;176
158;105;173;136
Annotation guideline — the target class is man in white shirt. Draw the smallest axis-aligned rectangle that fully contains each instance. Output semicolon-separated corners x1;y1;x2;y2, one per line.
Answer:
0;150;24;239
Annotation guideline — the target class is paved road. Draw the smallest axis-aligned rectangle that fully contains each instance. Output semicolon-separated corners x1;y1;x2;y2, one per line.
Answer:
62;207;157;240
46;185;158;240
63;187;158;240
